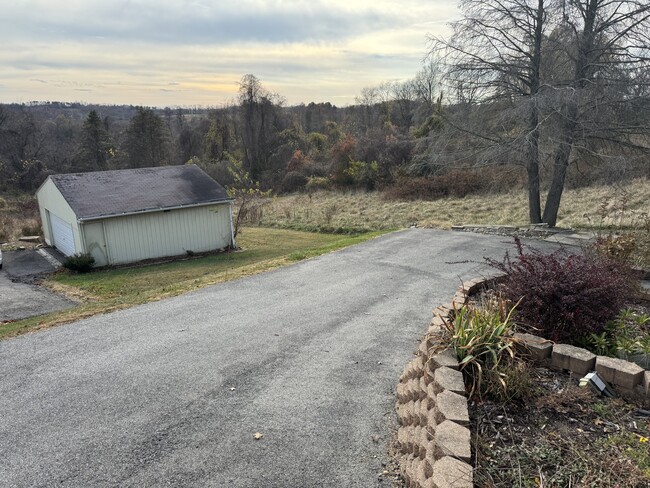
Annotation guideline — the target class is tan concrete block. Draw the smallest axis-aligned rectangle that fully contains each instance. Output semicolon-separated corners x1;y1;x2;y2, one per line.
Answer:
552;343;596;375
427;325;446;340
410;378;422;402
424;439;439;467
596;356;645;390
401;454;415;484
417;426;430;459
420;459;433;486
403;401;417;426
413;355;426;374
431;315;447;328
434;420;471;462
430;456;473;488
466;278;487;295
420;376;429;397
399;365;412;383
434;390;470;426
644;371;650;397
402;356;426;382
428;349;460;371
397;403;412;426
434;366;466;395
513;332;553;364
452;293;468;307
397;427;411;454
397;382;409;404
419;339;430;358
411;458;431;487
419;396;430;426
426;406;438;432
414;400;422;426
427;382;437;403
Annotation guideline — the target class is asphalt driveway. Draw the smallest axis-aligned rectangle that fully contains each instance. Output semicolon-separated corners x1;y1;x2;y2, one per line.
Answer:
0;249;74;321
0;229;556;487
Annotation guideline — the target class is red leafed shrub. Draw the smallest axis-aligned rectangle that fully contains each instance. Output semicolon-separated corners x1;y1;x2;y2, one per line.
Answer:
489;238;635;344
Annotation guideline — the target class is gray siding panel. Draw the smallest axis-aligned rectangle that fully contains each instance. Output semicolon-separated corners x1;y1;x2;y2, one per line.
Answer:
102;204;231;265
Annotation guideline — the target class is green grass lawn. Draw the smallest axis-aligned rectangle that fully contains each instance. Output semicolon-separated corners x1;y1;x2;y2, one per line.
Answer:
0;227;387;339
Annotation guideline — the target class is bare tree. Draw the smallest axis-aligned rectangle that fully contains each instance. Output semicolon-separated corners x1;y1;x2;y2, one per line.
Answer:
238;74;285;180
430;0;553;223
430;0;650;226
541;0;650;226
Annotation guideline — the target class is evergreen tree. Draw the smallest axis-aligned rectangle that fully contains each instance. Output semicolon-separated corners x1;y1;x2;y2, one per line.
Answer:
123;107;170;168
77;110;112;171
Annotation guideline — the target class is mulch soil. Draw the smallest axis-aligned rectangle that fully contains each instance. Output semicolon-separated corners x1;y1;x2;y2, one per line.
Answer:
471;299;650;488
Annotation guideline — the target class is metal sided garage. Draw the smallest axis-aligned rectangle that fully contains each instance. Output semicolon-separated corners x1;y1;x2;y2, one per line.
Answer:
36;165;235;266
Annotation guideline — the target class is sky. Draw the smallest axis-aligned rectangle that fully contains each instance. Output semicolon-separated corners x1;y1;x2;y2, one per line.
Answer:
1;0;458;107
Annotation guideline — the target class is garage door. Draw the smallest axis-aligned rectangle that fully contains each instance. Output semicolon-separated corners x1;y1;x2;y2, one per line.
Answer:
49;212;76;256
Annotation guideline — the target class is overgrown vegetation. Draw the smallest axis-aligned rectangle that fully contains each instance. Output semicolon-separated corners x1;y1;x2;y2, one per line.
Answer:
442;296;522;400
489;238;634;344
472;371;650;487
456;279;650;486
588;186;650;268
582;306;650;369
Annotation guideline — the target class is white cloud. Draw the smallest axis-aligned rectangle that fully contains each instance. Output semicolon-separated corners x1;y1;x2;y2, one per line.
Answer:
0;0;459;106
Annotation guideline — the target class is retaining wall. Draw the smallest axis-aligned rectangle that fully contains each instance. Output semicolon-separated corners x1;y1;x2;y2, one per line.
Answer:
394;273;650;488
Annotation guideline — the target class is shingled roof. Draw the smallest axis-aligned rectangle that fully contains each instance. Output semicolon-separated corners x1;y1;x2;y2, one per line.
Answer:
47;165;231;221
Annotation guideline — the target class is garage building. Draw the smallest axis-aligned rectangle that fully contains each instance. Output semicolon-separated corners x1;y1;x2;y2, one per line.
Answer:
36;165;235;266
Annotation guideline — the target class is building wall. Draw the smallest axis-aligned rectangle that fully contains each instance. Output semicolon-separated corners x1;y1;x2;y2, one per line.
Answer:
84;203;232;265
36;178;83;254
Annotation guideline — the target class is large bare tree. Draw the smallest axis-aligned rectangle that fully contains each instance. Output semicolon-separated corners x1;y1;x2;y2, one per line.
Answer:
542;0;650;226
431;0;650;226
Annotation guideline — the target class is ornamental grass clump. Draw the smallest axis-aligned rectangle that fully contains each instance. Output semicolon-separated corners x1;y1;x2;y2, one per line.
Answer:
490;238;634;344
444;296;519;400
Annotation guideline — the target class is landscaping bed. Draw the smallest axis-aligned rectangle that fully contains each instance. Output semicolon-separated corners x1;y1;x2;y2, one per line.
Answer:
468;298;650;487
472;360;650;487
394;234;650;487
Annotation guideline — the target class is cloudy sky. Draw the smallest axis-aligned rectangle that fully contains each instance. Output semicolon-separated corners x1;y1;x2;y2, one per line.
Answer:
1;0;458;107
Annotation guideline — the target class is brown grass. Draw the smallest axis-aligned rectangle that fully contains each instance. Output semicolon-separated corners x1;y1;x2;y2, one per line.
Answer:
0;195;41;246
247;179;650;232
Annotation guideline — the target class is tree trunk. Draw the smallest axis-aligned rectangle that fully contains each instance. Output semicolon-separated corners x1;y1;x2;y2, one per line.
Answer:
526;130;542;223
543;115;577;227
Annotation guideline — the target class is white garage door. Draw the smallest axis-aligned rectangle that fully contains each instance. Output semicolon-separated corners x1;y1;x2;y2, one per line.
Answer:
49;212;76;256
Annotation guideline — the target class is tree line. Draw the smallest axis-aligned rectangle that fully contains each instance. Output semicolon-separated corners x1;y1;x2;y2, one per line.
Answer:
0;0;647;226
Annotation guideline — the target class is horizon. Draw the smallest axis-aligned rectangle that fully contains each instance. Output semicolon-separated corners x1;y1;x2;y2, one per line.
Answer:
1;0;458;108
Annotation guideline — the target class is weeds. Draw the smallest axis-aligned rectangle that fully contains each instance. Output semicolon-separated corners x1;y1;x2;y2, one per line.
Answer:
443;296;519;400
472;369;650;487
582;306;650;368
586;185;650;267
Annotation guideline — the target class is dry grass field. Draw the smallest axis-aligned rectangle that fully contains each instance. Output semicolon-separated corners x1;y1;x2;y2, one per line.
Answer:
248;179;650;232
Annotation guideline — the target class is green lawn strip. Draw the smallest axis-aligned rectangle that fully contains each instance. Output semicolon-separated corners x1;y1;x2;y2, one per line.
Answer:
1;227;388;339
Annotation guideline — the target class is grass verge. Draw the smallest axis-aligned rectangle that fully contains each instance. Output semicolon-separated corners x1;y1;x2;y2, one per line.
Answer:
0;226;387;340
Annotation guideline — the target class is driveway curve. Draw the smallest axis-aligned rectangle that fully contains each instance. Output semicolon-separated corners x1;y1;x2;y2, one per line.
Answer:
0;229;554;487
